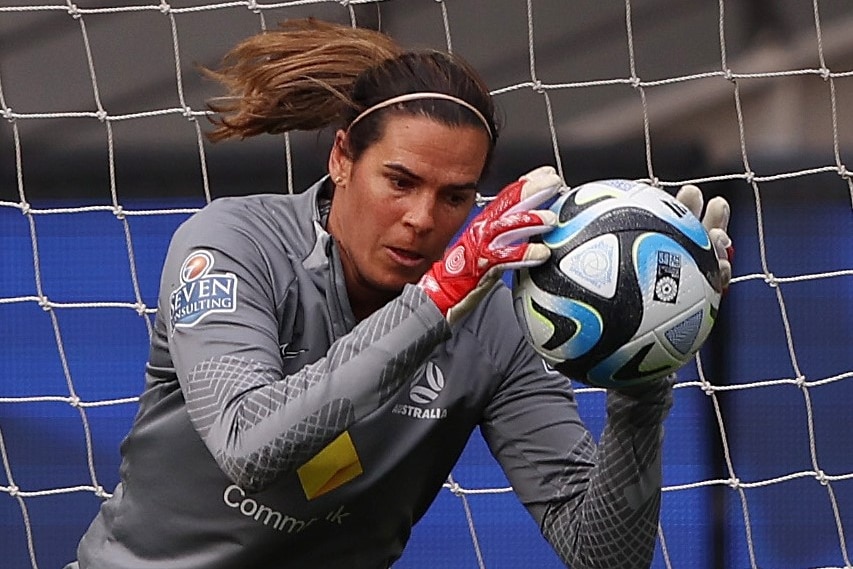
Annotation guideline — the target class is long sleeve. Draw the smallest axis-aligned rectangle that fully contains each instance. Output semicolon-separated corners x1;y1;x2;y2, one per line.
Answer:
477;284;673;569
541;378;673;569
179;285;450;493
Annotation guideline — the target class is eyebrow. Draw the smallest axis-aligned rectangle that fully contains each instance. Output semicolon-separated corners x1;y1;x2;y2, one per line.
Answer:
383;162;478;192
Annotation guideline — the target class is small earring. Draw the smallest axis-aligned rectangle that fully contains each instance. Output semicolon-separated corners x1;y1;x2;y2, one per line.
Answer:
334;176;344;186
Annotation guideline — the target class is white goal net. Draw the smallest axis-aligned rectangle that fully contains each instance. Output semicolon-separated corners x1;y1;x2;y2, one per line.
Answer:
1;1;852;568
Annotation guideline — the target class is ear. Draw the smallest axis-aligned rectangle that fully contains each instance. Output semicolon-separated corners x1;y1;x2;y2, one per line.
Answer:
328;129;353;184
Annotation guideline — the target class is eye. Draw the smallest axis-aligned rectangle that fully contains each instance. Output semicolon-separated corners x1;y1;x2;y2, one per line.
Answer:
388;174;416;191
445;191;474;208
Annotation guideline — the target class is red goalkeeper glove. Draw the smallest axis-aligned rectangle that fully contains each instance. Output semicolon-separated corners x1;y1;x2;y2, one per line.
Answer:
419;166;563;324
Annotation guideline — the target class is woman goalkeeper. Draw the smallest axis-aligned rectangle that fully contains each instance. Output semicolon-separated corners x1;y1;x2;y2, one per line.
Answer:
67;18;732;569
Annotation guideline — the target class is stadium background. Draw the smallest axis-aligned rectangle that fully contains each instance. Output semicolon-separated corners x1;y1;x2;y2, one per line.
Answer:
1;1;852;568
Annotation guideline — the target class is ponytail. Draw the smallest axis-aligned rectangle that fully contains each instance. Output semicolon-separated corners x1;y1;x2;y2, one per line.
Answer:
203;19;400;141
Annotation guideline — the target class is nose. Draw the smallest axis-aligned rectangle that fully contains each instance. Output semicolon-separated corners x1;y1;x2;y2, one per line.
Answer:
401;191;437;233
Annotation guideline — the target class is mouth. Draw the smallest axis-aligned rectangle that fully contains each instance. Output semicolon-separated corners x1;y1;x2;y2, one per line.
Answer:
386;246;427;268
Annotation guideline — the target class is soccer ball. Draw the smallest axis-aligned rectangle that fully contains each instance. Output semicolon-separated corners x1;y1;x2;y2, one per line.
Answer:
512;179;724;388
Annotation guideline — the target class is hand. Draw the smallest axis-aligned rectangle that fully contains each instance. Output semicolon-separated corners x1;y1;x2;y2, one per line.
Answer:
675;185;733;290
419;166;563;324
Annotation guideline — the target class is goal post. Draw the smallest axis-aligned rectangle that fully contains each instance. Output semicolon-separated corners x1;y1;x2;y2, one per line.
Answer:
1;1;852;568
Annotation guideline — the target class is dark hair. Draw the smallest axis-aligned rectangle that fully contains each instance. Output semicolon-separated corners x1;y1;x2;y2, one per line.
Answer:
202;18;499;164
344;51;497;160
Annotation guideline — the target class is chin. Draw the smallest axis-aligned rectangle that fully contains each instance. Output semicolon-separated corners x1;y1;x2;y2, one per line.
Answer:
380;279;414;294
376;272;422;293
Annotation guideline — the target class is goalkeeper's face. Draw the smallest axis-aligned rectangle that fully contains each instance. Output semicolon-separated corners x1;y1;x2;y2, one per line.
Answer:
328;115;490;307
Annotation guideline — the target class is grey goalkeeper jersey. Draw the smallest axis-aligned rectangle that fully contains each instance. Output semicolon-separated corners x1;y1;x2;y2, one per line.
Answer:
72;178;673;569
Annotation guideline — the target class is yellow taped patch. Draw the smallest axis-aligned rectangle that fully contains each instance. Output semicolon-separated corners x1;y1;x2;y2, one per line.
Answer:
297;431;363;500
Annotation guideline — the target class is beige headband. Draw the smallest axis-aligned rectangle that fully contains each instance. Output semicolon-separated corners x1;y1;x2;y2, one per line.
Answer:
347;92;494;140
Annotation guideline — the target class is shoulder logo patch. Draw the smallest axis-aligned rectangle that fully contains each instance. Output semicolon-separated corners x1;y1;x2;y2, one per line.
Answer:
170;250;238;328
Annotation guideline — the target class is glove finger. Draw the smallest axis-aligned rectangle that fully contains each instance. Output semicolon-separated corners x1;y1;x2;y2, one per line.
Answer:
519;165;558;184
675;184;703;220
519;242;552;265
708;227;733;290
717;258;732;291
510;166;564;215
708;227;732;261
703;196;731;233
490;242;553;272
485;166;564;219
485;210;557;249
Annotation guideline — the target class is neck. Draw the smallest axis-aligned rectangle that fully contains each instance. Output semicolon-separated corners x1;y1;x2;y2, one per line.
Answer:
326;199;400;321
347;282;398;321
